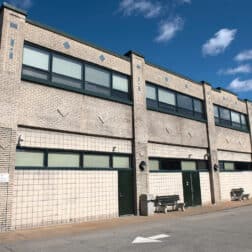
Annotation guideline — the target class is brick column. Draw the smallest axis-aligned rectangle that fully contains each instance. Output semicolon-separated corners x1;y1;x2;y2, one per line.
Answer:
245;100;252;159
127;51;149;215
202;82;221;203
0;4;26;231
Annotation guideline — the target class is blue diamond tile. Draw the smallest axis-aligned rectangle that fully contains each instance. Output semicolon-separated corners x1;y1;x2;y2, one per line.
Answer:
63;41;70;49
99;55;105;62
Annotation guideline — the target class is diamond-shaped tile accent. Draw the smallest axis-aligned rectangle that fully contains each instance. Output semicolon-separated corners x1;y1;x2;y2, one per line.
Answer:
165;77;169;82
99;55;105;62
63;41;70;49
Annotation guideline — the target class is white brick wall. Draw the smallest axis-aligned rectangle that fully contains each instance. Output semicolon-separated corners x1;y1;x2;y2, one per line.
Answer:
219;172;252;201
217;150;251;162
18;127;132;154
12;170;118;229
200;172;211;204
148;143;207;160
149;172;184;202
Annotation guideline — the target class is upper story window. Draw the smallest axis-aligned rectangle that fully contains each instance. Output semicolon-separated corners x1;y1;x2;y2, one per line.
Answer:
219;161;252;171
214;105;249;132
22;44;131;104
146;83;205;121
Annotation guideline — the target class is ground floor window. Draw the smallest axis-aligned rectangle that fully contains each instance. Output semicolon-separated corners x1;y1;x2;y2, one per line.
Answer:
149;158;208;172
219;161;252;171
15;148;131;170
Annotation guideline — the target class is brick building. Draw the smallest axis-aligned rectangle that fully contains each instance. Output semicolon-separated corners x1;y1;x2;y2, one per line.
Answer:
0;3;252;231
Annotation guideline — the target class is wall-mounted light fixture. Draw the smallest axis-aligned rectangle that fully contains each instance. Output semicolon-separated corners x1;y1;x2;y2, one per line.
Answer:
139;161;146;171
214;164;219;171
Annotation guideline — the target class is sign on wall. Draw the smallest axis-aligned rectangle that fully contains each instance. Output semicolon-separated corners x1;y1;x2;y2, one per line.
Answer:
0;173;9;183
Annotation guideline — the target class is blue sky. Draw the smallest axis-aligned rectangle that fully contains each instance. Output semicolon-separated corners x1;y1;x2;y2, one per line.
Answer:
3;0;252;100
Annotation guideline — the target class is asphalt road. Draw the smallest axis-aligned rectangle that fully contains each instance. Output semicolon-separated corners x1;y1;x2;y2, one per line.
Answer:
1;205;252;252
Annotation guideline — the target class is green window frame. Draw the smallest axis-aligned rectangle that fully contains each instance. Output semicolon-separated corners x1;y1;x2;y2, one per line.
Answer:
146;83;205;121
214;105;249;132
22;43;131;104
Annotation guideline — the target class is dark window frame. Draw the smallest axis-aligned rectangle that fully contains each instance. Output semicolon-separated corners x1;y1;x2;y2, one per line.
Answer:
146;83;206;122
15;147;132;170
149;157;208;172
219;161;252;172
21;42;132;105
214;105;249;132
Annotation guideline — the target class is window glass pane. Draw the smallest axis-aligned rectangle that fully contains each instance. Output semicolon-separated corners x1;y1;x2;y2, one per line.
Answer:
52;75;82;89
85;65;110;87
146;85;156;100
177;94;193;110
113;156;130;168
241;114;247;125
231;111;240;123
23;46;49;70
198;161;208;170
48;153;79;167
194;99;203;113
112;74;128;92
220;108;230;120
214;106;219;118
22;67;48;80
224;162;235;171
16;151;44;167
181;161;196;171
158;89;175;105
84;154;110;168
52;55;82;79
149;160;159;170
160;159;181;171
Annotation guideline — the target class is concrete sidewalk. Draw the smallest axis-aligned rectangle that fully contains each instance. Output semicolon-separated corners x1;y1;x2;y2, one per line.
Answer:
1;199;252;244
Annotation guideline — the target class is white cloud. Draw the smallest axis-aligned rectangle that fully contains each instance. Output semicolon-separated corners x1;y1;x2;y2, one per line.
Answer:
202;28;237;56
119;0;162;18
8;0;32;9
155;16;184;42
228;78;252;92
218;64;252;75
234;49;252;62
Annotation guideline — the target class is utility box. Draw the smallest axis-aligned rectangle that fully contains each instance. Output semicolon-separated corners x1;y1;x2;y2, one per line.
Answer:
140;194;155;216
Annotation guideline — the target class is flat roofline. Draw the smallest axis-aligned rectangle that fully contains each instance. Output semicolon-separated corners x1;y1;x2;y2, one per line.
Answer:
1;2;27;16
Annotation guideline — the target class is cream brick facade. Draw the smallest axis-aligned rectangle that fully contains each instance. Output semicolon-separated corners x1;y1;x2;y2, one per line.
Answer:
0;3;252;232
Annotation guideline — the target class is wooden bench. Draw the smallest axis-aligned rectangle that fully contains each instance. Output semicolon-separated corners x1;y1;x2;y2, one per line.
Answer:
230;188;250;201
155;195;185;213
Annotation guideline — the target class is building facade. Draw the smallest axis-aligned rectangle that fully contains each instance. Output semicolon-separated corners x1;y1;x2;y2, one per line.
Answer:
0;3;252;232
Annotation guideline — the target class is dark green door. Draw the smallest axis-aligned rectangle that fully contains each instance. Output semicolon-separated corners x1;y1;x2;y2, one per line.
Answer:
182;171;201;207
118;170;134;216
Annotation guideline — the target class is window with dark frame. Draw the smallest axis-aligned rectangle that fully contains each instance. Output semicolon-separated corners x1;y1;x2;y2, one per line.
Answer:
219;161;252;171
149;158;208;172
146;83;205;121
15;149;131;170
214;105;249;132
22;44;131;103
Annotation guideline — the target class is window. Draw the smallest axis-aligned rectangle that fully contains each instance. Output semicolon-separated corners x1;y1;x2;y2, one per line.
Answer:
158;89;176;112
113;156;130;168
23;45;49;71
214;105;249;132
146;84;158;108
181;161;197;171
146;83;205;121
224;162;235;171
48;153;79;168
83;154;110;168
149;160;159;171
160;159;181;171
197;161;208;171
16;150;44;167
22;44;131;104
177;94;193;116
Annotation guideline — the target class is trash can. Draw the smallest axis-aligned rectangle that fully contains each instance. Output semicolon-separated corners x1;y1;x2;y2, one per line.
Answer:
140;194;155;216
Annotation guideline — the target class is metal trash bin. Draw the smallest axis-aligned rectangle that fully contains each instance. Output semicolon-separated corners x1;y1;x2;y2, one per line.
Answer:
140;194;155;216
